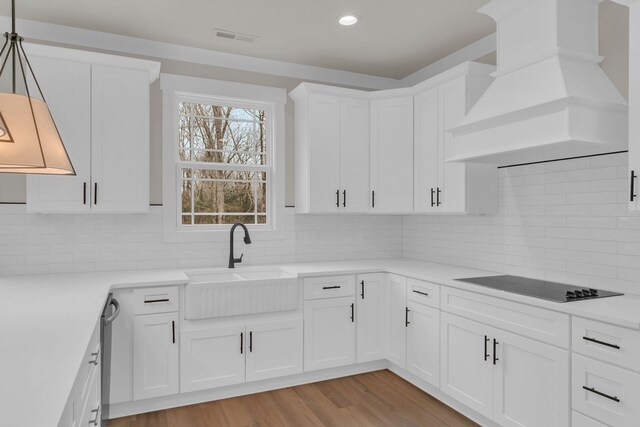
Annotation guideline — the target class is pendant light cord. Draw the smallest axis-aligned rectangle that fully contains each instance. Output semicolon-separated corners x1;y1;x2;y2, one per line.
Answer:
11;0;16;93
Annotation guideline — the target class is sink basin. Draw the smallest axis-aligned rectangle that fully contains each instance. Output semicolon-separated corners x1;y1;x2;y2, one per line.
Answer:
186;271;243;284
184;267;299;319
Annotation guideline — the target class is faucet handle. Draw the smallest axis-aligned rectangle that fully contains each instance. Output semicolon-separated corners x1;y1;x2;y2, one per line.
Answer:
235;253;244;264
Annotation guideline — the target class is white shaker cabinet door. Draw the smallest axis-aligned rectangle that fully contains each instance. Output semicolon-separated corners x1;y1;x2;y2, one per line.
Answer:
308;93;341;213
304;297;356;372
245;319;303;382
387;274;407;368
91;64;150;213
133;312;179;400
340;97;370;213
370;96;414;213
180;325;246;393
407;301;440;388
493;328;570;427
413;86;439;213
440;312;494;419
26;56;92;213
356;273;387;363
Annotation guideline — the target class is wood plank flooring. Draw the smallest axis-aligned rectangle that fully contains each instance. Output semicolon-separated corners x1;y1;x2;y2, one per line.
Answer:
109;370;478;427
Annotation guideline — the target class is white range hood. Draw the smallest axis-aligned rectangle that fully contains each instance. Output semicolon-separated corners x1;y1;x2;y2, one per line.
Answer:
448;0;628;165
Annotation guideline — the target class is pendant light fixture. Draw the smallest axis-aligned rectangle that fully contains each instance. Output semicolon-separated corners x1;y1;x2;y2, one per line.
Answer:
0;0;75;174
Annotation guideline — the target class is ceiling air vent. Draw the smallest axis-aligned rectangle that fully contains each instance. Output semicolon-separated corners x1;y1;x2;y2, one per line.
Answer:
214;28;260;43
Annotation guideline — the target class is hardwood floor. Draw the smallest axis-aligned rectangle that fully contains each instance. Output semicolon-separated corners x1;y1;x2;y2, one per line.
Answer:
109;370;478;427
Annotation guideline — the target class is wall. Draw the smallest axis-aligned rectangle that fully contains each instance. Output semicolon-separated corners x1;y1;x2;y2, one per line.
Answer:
403;153;640;295
0;207;401;276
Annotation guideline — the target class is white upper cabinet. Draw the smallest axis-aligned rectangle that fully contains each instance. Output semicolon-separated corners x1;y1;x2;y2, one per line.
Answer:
290;84;370;214
25;45;160;214
90;65;151;213
629;2;640;212
370;95;414;213
24;56;92;213
414;64;497;214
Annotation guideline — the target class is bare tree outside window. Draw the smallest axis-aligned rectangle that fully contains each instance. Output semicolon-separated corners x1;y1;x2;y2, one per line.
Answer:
178;100;269;226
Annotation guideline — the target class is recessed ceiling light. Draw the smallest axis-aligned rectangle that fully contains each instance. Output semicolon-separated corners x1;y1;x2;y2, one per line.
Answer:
338;15;358;26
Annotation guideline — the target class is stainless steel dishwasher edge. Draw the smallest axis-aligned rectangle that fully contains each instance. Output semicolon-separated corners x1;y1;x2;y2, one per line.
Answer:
101;293;120;427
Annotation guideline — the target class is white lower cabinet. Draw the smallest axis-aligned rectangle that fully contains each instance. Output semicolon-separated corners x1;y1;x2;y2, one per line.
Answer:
58;320;101;427
441;312;494;418
387;274;408;368
406;301;440;388
441;312;569;426
356;273;387;363
304;296;356;371
133;312;180;400
245;319;303;382
572;354;640;427
180;325;245;392
181;319;303;393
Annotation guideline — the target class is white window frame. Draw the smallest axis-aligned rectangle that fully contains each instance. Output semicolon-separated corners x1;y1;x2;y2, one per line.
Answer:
161;74;286;242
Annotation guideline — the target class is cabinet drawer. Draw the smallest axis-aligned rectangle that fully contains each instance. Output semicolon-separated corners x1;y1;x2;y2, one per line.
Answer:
407;278;440;308
441;287;569;348
572;317;640;373
75;319;100;413
304;275;355;300
132;286;179;314
572;354;640;427
572;411;609;427
79;366;101;427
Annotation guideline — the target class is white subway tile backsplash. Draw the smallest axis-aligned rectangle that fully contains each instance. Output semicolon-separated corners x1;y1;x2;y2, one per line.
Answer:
403;152;640;295
0;207;402;277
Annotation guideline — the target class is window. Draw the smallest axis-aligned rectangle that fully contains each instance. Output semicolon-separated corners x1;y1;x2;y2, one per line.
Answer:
177;98;270;226
161;75;286;241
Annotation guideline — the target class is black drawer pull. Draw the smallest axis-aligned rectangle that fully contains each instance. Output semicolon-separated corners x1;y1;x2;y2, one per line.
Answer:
172;321;176;344
94;182;98;205
240;332;244;354
436;187;441;206
484;335;490;361
631;170;637;202
405;307;410;327
343;190;346;207
360;280;365;299
371;190;375;208
249;331;253;352
412;290;429;297
83;182;87;205
430;188;435;207
322;285;341;290
583;386;620;403
493;339;499;365
583;336;620;349
336;190;340;207
350;303;355;322
144;298;170;304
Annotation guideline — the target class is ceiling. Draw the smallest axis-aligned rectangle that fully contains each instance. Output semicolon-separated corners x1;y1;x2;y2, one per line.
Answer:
13;0;495;79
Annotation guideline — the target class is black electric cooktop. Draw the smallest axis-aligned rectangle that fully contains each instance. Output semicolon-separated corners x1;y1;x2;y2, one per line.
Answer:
456;275;623;303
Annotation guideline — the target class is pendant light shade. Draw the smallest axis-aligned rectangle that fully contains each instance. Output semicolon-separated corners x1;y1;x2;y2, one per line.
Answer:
0;0;75;175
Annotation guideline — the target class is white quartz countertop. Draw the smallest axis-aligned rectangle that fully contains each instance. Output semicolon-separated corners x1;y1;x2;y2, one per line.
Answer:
3;258;640;427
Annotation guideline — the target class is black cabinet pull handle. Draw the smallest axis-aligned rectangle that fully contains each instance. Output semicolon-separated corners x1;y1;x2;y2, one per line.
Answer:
360;280;365;299
249;331;253;353
631;171;637;202
94;182;98;205
582;336;620;349
405;307;410;327
144;298;170;304
436;187;441;206
240;332;244;354
372;190;375;208
83;182;87;205
172;320;175;344
484;335;490;361
412;290;429;297
350;303;355;322
343;190;346;207
493;339;499;365
583;386;620;403
430;188;435;207
336;190;340;207
322;285;341;290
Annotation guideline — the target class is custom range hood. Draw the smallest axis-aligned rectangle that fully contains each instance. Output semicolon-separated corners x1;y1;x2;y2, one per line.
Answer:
448;0;628;165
